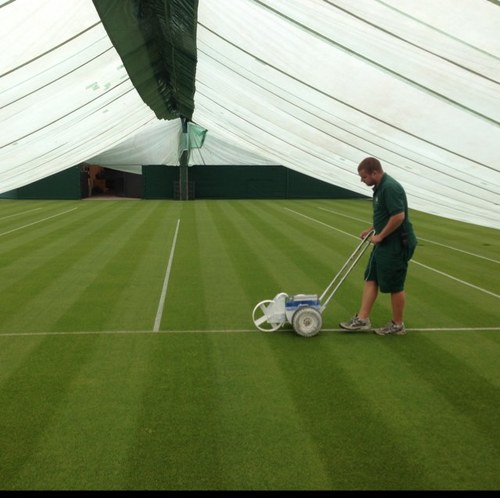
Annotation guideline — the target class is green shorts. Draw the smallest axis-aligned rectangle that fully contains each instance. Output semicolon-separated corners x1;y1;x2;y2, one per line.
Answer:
364;239;415;293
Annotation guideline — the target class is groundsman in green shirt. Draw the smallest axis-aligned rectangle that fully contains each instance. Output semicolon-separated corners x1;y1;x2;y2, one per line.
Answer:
340;157;417;336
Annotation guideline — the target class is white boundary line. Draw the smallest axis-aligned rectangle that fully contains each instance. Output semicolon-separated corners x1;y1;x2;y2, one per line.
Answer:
0;327;498;338
153;218;180;332
0;207;42;221
317;206;500;265
295;326;500;332
0;208;78;237
287;207;500;299
411;260;499;299
287;207;357;239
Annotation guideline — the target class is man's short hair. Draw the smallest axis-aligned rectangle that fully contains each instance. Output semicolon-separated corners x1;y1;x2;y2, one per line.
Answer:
358;157;383;173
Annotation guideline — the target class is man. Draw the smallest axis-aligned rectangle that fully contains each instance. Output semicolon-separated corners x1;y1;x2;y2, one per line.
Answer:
340;157;417;336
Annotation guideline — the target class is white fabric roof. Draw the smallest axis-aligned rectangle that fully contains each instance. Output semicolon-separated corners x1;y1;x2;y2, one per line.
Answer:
1;0;499;229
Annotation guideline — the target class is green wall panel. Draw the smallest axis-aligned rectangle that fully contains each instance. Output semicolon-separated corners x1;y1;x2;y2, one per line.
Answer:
14;167;81;200
286;169;363;199
190;165;287;199
142;165;178;199
5;164;365;201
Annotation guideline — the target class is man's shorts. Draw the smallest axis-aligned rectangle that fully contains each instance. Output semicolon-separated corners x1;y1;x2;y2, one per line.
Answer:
364;239;415;293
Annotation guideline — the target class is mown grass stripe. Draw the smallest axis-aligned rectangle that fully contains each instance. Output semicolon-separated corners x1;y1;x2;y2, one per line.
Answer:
375;334;500;488
0;334;102;488
198;201;259;329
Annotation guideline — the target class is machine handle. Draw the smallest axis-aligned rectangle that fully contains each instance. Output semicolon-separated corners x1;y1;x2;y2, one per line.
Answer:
319;229;375;310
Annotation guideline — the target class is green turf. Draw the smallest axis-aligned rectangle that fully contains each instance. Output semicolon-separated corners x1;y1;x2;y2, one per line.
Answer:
0;198;498;490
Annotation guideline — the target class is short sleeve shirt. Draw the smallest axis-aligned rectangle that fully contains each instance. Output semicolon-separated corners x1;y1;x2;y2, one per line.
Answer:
372;174;407;238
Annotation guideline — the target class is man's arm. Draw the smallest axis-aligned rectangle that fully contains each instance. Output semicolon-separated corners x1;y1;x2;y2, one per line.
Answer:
371;212;405;245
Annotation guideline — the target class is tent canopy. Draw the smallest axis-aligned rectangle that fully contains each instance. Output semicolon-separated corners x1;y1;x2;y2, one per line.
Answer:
1;0;499;228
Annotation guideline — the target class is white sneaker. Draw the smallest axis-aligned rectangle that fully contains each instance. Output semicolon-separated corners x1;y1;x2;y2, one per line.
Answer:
374;321;406;336
339;315;371;331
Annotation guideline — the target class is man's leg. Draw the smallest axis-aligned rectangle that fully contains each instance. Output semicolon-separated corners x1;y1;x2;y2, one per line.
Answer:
358;280;378;319
339;280;378;330
390;290;405;325
373;290;407;336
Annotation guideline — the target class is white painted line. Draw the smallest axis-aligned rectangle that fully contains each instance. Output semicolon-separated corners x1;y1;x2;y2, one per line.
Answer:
153;218;180;332
0;329;258;337
411;260;500;299
287;207;499;299
416;238;499;265
0;208;78;237
405;327;500;332
318;206;500;264
0;207;42;221
0;326;498;338
285;208;357;239
0;330;153;337
318;206;368;225
323;327;500;332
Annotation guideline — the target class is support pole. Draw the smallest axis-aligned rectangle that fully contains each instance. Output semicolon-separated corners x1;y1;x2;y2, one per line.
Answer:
179;116;190;200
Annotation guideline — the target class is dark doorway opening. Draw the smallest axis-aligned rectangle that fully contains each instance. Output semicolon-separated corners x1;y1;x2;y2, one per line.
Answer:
82;164;143;199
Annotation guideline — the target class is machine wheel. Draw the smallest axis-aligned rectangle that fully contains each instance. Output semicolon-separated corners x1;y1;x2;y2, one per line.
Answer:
292;306;322;337
252;299;286;332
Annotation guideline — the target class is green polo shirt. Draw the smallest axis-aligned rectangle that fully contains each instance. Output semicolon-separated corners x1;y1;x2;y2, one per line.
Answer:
366;173;417;291
372;173;412;243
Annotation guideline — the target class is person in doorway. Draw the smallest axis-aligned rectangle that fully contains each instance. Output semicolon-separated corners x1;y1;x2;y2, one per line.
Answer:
340;157;417;336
